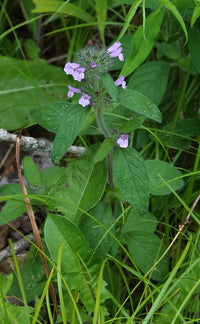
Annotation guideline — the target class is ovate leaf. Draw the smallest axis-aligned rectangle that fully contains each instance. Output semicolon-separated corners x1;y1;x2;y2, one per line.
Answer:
51;105;90;163
128;61;170;105
118;89;162;122
0;57;68;130
49;156;107;223
144;160;184;195
45;214;101;312
113;147;149;215
123;231;169;280
31;101;70;133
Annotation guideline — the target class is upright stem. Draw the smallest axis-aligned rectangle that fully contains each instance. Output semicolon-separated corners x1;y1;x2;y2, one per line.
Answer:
95;106;114;187
96;106;111;138
108;150;114;188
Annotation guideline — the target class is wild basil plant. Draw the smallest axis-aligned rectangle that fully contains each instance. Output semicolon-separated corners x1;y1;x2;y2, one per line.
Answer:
1;41;184;321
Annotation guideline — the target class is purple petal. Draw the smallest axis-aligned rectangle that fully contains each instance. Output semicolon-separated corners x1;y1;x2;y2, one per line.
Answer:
119;53;124;61
73;67;86;81
107;42;121;53
115;76;127;89
67;85;81;98
117;134;129;148
64;62;80;75
109;47;123;58
79;93;91;107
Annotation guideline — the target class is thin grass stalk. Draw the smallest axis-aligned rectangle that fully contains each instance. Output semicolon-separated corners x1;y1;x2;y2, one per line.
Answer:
8;239;30;323
32;267;55;324
57;242;67;324
141;240;191;324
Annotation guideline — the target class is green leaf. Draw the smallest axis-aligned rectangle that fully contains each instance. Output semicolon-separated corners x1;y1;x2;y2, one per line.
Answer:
113;147;149;215
96;0;107;43
44;214;101;312
123;231;169;280
51;105;90;163
144;160;184;195
156;42;179;60
32;0;94;23
31;101;70;133
121;6;164;76
159;0;188;42
48;156;107;223
119;116;145;133
0;57;68;130
128;61;170;105
9;248;45;302
118;89;162;123
102;73;118;101
79;198;116;257
94;138;115;163
0;302;33;324
189;27;200;73
23;156;42;187
122;209;158;234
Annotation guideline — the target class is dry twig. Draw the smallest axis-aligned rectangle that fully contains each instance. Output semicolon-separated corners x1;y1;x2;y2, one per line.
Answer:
15;130;58;312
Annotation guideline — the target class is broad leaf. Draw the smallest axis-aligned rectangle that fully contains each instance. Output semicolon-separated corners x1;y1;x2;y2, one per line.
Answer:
118;89;162;122
122;209;158;234
79;198;116;257
123;231;169;280
0;57;68;130
51;105;90;162
121;6;164;76
113;147;149;215
31;101;71;133
48;156;107;223
144;160;184;195
45;214;103;312
128;61;170;105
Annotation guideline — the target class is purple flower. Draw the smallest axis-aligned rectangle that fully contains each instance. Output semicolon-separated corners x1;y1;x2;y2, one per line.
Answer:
67;85;81;98
107;42;124;61
117;134;129;148
91;61;98;68
64;62;80;75
115;76;127;89
79;93;91;107
64;62;86;81
73;67;86;81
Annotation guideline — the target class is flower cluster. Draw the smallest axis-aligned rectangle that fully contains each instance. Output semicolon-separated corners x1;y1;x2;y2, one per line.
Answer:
63;42;126;108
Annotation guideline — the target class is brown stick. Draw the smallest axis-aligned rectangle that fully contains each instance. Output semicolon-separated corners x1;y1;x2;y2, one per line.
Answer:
15;131;58;312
